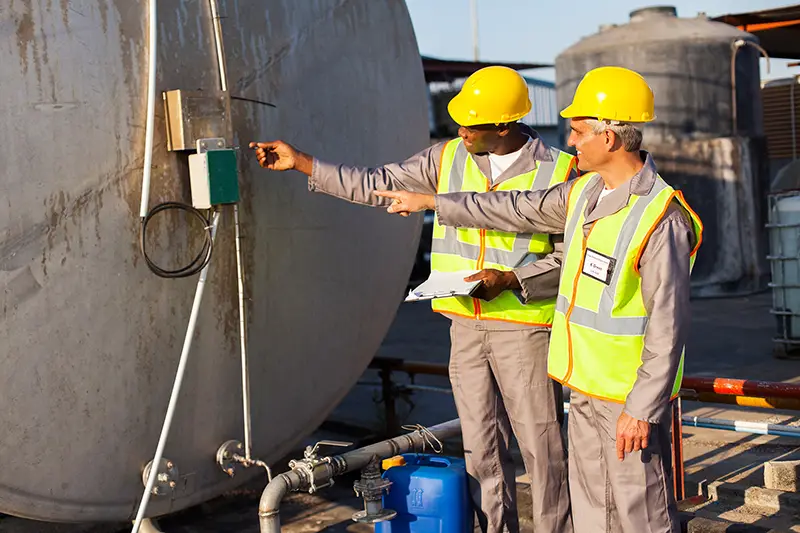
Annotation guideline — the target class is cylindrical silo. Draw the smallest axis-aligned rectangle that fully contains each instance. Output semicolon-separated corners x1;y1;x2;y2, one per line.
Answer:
0;0;428;523
555;6;769;297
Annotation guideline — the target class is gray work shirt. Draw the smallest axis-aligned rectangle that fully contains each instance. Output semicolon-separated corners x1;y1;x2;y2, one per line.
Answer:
308;125;576;331
435;152;697;423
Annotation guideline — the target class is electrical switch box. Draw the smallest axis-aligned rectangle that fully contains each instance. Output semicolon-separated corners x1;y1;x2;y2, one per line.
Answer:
189;138;240;208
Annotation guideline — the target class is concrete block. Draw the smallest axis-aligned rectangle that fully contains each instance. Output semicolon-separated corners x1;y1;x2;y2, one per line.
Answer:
684;515;792;533
708;481;800;514
764;460;800;492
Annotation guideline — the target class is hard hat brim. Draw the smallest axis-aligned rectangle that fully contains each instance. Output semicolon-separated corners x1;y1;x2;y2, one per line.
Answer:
559;104;657;123
448;91;532;127
447;91;476;127
559;103;580;119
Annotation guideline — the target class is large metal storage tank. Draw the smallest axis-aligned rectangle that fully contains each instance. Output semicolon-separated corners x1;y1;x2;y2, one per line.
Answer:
555;6;769;297
0;0;428;523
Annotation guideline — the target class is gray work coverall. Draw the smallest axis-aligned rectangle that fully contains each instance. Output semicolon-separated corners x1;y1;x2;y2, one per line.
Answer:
309;127;574;533
435;152;696;533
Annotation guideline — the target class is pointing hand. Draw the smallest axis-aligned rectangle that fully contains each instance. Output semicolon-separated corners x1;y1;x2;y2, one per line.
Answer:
373;190;436;217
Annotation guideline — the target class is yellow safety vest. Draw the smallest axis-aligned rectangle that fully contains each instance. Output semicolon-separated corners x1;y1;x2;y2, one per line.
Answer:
430;138;576;325
548;172;703;403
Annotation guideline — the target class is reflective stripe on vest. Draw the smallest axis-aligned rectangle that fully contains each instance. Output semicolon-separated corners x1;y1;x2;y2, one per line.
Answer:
430;138;576;325
548;172;704;403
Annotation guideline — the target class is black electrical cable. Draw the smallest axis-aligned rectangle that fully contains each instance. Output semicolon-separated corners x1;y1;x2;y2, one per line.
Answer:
140;202;214;278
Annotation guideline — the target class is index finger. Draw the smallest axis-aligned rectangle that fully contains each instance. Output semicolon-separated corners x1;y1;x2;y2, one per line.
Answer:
616;437;625;461
374;190;403;200
250;141;279;150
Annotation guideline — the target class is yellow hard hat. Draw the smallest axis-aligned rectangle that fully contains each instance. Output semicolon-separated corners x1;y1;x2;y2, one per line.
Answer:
447;66;532;126
560;66;656;123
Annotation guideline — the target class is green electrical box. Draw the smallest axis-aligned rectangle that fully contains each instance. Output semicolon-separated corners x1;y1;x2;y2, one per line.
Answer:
189;141;240;208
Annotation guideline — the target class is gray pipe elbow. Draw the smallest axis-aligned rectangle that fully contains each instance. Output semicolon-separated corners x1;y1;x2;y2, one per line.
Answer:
258;474;290;533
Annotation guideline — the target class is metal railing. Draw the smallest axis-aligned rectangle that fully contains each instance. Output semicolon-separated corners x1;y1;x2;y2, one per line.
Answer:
362;357;800;502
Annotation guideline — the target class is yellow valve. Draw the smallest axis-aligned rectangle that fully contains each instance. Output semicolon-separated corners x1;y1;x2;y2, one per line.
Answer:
382;455;406;470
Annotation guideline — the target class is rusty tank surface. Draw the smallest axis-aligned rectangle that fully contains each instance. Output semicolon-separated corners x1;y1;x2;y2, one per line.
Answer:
0;0;428;522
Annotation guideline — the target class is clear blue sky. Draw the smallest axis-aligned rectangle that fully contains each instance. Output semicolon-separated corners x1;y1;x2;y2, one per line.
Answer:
405;0;796;82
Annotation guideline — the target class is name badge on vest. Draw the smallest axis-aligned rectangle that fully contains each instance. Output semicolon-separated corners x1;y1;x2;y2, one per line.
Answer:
582;248;616;285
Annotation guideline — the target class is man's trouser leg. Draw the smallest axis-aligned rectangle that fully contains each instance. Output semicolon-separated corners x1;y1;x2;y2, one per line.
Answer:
568;391;679;533
449;321;572;533
449;321;517;533
488;328;572;533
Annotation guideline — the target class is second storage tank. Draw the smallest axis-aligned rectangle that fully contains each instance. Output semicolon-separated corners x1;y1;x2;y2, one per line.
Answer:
556;6;763;143
555;5;769;297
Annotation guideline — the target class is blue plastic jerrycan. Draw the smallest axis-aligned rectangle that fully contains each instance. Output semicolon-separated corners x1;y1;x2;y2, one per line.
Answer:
375;453;473;533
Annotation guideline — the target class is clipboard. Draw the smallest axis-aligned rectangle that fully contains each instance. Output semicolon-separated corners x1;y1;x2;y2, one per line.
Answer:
405;270;483;302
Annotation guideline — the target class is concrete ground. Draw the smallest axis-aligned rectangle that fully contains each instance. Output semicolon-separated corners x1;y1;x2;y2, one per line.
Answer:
3;291;800;532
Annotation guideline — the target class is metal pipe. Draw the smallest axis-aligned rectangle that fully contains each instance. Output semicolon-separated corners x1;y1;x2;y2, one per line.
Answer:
791;77;797;160
671;399;685;501
681;376;800;400
138;0;158;218
233;204;252;459
730;39;770;136
682;415;800;439
131;211;221;533
405;384;453;395
470;0;479;62
682;391;800;411
258;419;461;533
209;0;228;92
357;382;453;395
369;357;449;377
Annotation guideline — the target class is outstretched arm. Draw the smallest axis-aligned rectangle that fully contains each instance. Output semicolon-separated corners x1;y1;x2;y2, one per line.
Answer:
375;181;572;234
250;140;442;207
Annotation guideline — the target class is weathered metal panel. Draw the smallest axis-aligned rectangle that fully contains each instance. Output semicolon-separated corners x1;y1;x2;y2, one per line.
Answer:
647;137;769;296
0;0;428;522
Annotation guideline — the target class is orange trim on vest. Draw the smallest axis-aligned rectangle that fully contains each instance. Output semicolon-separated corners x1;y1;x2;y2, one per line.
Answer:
563;222;596;383
436;310;553;328
549;374;625;404
676;190;704;257
633;191;677;275
436;140;452;190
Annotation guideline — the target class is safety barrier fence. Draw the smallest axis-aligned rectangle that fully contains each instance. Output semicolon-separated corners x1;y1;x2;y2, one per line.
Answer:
361;357;800;502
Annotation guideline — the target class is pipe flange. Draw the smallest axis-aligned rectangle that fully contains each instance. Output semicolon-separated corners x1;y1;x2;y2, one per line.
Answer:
142;458;179;496
352;508;397;523
216;439;244;477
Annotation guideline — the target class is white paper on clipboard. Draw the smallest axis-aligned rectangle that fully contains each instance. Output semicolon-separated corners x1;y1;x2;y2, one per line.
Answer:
405;270;483;302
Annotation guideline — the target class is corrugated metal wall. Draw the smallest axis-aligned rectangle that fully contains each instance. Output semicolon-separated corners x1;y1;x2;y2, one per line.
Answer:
520;77;558;127
762;77;800;160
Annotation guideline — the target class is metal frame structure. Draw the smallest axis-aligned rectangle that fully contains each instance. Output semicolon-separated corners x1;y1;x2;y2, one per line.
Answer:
767;190;800;356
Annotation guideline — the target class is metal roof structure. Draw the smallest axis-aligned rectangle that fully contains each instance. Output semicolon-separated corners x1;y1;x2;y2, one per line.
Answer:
713;4;800;59
421;55;552;83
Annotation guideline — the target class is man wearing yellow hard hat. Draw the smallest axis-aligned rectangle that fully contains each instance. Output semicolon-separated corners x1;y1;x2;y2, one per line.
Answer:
376;66;703;533
250;66;576;533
